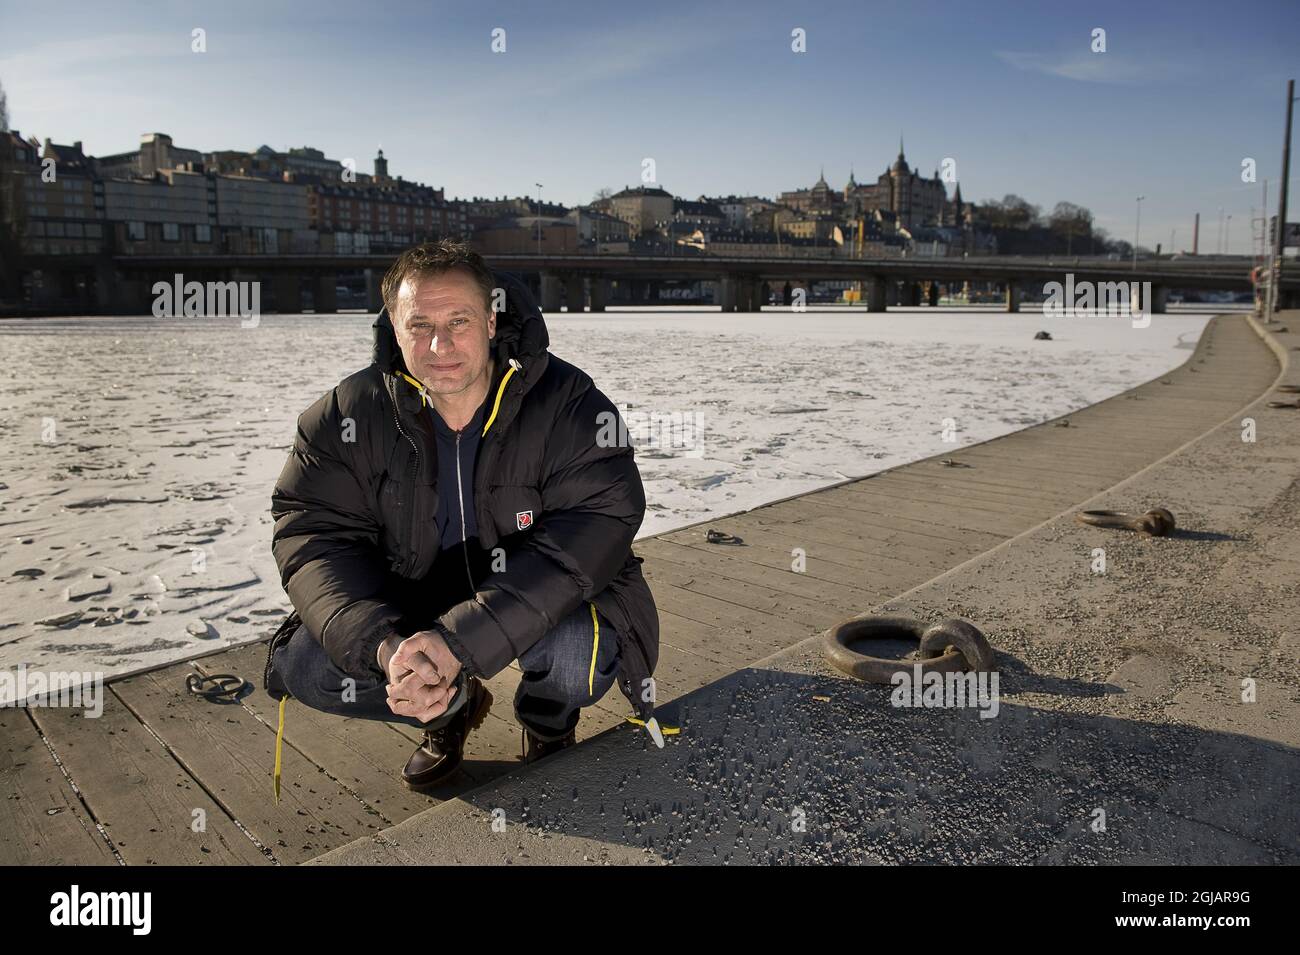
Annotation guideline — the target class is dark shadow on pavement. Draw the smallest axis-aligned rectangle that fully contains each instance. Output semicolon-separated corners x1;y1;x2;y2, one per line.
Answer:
451;666;1299;865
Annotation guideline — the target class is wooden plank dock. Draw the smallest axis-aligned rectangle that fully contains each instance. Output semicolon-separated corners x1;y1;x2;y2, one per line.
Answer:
1;312;1281;865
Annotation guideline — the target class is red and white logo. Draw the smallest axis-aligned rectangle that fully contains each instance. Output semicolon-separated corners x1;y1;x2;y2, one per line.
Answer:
516;510;533;530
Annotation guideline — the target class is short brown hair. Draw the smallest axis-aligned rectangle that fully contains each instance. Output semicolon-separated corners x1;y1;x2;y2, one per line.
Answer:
381;239;495;317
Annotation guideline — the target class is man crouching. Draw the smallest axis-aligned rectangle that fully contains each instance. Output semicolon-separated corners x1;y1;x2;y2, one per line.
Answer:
267;239;659;792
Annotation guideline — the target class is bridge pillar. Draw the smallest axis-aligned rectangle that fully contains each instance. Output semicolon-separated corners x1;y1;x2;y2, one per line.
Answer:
314;275;338;313
564;274;584;312
782;281;793;306
588;278;607;312
1005;281;1019;313
716;276;738;312
907;282;922;306
885;281;899;307
92;262;115;311
735;278;751;312
866;276;887;312
927;282;940;307
539;272;563;312
1150;285;1168;314
274;274;300;313
364;268;383;313
1128;283;1168;315
115;277;147;314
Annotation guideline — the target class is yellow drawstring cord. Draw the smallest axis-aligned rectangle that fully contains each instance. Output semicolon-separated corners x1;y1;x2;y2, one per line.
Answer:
273;696;287;804
587;601;675;738
625;717;680;735
587;602;599;697
482;360;519;437
397;359;519;439
397;370;428;406
585;602;672;735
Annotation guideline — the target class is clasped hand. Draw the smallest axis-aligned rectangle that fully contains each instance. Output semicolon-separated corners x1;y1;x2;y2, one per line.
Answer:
380;629;463;723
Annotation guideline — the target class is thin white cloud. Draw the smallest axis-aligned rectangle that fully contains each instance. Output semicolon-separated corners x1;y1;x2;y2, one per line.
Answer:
0;33;191;75
995;49;1153;85
457;20;725;104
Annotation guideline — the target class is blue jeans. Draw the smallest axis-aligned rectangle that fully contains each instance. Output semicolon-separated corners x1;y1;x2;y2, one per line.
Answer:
273;602;621;741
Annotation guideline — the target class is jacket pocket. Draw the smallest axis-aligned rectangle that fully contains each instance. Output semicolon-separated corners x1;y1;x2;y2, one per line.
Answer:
375;471;403;561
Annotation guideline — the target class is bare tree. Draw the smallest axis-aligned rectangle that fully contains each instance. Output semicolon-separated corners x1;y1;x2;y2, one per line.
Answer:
1049;201;1094;253
0;78;8;132
980;194;1041;230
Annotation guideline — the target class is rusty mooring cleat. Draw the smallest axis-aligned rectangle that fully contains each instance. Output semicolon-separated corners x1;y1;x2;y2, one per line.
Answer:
1076;507;1176;536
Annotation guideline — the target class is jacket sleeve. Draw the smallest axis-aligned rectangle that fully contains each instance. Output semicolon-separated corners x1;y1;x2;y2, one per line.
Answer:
271;385;403;679
437;380;644;678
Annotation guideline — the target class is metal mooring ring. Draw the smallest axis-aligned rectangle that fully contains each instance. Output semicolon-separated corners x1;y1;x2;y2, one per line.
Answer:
185;672;249;702
917;618;996;671
823;615;991;684
1076;507;1176;536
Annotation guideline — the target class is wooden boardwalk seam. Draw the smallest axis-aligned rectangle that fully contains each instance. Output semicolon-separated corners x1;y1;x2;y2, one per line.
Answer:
0;313;1281;865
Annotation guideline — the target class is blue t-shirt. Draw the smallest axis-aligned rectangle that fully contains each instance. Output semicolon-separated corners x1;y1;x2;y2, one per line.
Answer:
430;399;487;553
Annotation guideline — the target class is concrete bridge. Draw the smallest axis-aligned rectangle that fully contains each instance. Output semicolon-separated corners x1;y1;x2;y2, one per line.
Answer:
75;251;1300;315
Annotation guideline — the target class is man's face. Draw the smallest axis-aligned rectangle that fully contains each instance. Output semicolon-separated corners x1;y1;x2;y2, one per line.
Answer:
393;269;496;397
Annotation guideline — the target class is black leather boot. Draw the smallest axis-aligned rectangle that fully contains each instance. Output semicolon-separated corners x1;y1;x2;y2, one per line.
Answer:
401;677;493;792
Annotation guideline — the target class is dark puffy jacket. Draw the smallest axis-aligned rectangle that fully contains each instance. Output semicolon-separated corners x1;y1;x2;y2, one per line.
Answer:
270;272;660;720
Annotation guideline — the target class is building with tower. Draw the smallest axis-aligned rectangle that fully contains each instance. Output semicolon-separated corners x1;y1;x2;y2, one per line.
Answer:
841;139;949;231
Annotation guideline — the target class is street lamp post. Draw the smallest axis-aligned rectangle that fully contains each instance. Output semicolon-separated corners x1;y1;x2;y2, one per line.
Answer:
1132;196;1145;270
535;182;543;255
1267;79;1295;323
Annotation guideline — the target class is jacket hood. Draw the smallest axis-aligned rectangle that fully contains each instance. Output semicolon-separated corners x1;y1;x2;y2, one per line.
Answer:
371;269;550;379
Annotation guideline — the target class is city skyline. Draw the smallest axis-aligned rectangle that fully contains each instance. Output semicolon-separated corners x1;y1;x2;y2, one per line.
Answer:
1;0;1297;254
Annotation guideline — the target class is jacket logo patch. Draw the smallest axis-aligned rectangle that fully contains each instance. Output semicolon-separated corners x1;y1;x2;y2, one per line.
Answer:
516;510;533;531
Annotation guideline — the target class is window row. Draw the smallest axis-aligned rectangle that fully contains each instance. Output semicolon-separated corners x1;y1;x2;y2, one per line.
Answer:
29;221;105;238
125;222;213;242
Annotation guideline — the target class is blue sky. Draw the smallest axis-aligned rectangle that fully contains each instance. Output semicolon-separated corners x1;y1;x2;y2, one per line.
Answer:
1;0;1296;253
